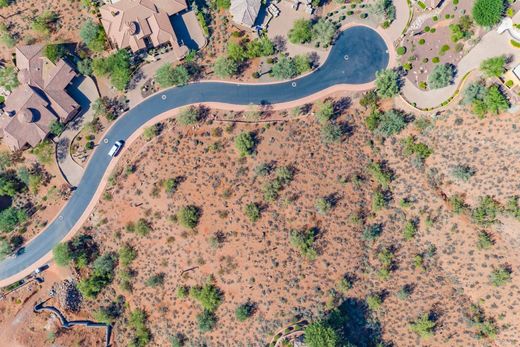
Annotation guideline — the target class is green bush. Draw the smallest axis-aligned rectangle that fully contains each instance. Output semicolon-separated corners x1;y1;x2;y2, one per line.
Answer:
315;100;334;124
177;205;200;229
177;106;199;125
288;19;313;44
189;282;222;312
480;56;506;77
197;310;217;332
234;131;255;157
128;309;151;347
427;64;455;89
396;46;407;55
472;196;499;226
409;313;436;338
304;321;338;347
290;228;318;260
472;0;504;27
375;69;400;98
244;203;261;222
489;267;512;286
154;64;190;88
402;220;417;240
235;302;254;321
375;109;407;137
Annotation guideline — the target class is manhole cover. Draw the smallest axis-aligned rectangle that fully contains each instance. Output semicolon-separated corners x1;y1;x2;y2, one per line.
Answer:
103;138;109;144
161;94;167;100
291;82;296;87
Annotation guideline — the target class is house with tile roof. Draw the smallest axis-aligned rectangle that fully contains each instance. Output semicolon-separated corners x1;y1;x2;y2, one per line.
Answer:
0;45;79;150
230;0;261;27
99;0;190;59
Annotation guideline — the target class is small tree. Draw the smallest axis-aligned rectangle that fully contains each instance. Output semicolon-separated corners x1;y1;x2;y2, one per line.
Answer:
77;58;93;76
43;44;65;63
271;55;298;80
234;131;255;157
155;64;190;88
427;64;455;89
375;69;400;98
189;282;222;311
177;205;200;229
197;310;217;332
53;242;71;266
304;321;338;347
320;123;342;144
480;56;506;77
80;19;106;52
375;109;407;137
214;57;238;78
49;120;65;136
177;106;199;125
312;18;336;47
288;19;313;44
315;197;332;214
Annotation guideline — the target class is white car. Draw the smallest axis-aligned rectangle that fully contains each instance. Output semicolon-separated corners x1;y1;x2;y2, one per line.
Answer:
108;140;124;157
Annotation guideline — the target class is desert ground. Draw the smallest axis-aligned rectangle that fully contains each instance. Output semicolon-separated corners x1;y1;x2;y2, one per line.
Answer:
2;89;518;346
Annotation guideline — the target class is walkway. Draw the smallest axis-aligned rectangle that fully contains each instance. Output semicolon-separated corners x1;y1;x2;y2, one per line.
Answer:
0;26;390;285
385;0;412;44
401;11;520;109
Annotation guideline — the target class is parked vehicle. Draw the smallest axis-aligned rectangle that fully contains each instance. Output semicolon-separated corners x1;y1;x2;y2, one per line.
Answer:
108;140;125;157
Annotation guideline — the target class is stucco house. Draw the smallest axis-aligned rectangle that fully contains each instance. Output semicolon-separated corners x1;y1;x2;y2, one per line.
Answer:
99;0;189;59
0;45;79;150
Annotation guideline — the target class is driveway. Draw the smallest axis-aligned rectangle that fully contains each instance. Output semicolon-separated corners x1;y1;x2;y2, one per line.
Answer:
0;26;390;284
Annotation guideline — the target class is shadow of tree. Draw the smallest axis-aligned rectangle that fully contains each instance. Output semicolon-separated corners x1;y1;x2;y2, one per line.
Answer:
325;298;385;347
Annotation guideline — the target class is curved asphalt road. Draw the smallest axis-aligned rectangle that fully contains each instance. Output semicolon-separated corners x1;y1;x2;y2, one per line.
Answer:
0;26;389;281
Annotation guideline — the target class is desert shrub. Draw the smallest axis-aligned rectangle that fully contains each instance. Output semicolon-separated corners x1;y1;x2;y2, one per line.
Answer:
489;266;512;286
449;195;466;214
244;203;260;222
143;124;159;140
288;19;313;44
462;82;487;105
477;231;494;250
315;197;332;214
0;238;12;260
366;294;382;311
371;190;386;211
377;247;394;279
472;0;504;27
235;302;254;321
234;131;255;156
467;304;498;339
189;282;222;312
472;196;499;226
451;165;475;181
128;309;151;347
78;252;117;298
449;15;473;42
375;109;407;137
403;220;417;240
409;313;436;338
337;277;352;293
480;56;506;77
176;286;189;299
375;69;400;98
177;205;200;229
396;46;406;55
177;106;199;125
290;228;318;260
0;66;19;91
367;162;392;188
360;90;379;109
135;218;151;236
362;224;382;241
32;11;57;36
320;123;342;144
31;140;54;164
315;100;334;124
271;55;298;80
197;310;217;332
304;321;338;347
227;42;246;62
145;273;165;287
427;64;455;89
119;244;137;267
402;136;433;160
